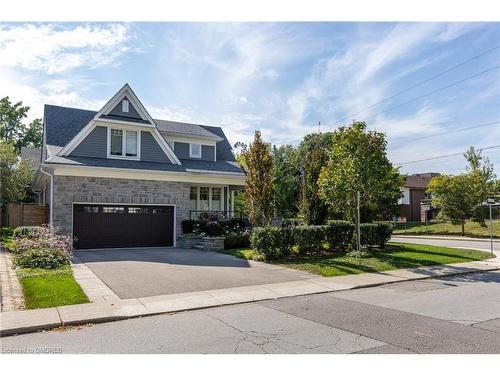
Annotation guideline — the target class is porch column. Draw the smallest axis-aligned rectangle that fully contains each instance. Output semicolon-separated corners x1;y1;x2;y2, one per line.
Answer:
231;191;235;217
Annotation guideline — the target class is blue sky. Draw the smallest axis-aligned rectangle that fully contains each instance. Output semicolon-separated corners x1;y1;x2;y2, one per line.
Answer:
0;22;498;174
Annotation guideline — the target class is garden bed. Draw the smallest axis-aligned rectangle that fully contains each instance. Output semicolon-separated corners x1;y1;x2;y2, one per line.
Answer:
220;242;494;277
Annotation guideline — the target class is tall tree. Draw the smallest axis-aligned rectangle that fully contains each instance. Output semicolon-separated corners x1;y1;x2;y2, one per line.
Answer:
272;144;300;218
0;96;42;152
427;174;476;236
17;118;43;150
298;132;333;224
243;130;273;226
428;147;497;234
0;141;33;204
318;121;404;222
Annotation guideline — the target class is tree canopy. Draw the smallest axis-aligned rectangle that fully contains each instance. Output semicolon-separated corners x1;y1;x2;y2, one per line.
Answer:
243;130;274;226
297;132;333;224
0;96;42;152
0;141;34;204
318;121;404;222
428;146;497;235
272;144;299;218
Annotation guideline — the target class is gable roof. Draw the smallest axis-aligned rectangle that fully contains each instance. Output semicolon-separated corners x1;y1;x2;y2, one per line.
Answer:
404;173;440;189
43;105;237;163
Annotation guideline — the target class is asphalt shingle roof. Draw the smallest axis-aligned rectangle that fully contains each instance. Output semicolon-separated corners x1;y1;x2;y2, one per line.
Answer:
43;104;240;171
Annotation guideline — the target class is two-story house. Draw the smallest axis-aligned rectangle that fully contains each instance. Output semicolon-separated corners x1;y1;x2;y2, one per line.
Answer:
398;172;440;222
33;84;245;249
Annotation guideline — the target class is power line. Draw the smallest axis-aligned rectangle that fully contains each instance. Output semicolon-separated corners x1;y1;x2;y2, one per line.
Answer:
390;121;500;145
362;64;500;123
395;144;500;166
332;45;500;125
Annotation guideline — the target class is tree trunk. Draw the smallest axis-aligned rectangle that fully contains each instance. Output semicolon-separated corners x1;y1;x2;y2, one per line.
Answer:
461;221;465;236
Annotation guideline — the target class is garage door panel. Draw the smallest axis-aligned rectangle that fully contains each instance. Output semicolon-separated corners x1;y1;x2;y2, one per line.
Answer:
73;204;174;249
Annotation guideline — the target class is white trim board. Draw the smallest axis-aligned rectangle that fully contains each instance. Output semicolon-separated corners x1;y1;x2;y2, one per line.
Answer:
47;164;246;185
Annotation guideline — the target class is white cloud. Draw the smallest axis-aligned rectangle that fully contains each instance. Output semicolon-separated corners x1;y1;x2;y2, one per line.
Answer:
0;23;132;74
0;67;103;120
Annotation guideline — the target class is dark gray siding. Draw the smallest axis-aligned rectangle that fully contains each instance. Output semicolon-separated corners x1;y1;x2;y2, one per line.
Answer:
141;131;171;163
108;95;142;120
174;141;215;162
70;126;107;158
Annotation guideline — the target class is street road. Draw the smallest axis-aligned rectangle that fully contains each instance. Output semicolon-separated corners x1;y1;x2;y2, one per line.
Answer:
2;271;499;354
391;235;499;254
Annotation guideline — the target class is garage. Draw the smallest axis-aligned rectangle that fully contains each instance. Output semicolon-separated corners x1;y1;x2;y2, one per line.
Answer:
73;204;174;249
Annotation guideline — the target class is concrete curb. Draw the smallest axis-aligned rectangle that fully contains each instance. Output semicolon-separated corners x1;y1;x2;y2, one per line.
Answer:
392;235;500;243
1;259;498;337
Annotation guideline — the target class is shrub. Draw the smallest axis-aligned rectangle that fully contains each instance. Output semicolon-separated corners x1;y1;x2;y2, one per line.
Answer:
250;227;283;259
182;218;246;237
13;226;45;239
374;222;392;249
224;233;251;249
324;221;354;251
13;247;70;269
293;225;325;255
359;222;392;249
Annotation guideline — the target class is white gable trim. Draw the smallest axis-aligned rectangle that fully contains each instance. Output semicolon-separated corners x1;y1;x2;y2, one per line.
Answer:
57;84;181;165
96;83;155;124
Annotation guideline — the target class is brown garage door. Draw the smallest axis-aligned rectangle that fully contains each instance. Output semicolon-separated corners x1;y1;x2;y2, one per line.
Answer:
73;204;174;249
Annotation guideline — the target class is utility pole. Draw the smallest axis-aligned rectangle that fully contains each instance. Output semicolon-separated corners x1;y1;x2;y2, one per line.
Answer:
357;191;361;264
318;121;321;133
490;203;493;255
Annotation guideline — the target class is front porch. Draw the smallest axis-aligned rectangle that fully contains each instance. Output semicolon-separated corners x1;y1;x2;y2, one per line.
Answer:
188;185;242;220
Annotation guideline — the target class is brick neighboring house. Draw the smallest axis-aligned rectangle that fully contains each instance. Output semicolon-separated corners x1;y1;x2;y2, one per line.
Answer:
398;173;440;222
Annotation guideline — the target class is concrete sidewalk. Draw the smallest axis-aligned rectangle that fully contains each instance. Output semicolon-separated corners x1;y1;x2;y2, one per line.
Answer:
1;257;498;337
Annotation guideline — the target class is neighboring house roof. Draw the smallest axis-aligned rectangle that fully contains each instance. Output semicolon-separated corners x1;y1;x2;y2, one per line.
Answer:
21;147;41;170
404;173;440;189
42;104;240;172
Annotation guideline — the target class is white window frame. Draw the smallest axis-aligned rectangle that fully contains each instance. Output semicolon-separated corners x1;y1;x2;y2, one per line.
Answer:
190;186;227;213
189;143;202;158
107;126;141;160
122;99;129;113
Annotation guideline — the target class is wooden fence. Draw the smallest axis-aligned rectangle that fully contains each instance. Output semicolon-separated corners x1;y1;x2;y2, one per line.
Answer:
1;203;49;228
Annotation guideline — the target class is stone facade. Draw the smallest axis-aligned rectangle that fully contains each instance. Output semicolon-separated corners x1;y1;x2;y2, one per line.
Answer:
51;175;190;238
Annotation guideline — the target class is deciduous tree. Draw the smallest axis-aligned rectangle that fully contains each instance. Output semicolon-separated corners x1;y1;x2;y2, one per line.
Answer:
272;144;299;218
318;121;404;222
0;141;33;204
298;133;333;224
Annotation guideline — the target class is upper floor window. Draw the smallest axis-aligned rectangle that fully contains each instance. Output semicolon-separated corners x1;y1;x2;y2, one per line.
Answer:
122;100;129;113
109;128;139;159
190;143;202;158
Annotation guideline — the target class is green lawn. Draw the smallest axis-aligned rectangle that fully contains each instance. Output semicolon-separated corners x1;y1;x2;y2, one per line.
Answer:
17;266;89;309
221;242;493;277
393;220;500;238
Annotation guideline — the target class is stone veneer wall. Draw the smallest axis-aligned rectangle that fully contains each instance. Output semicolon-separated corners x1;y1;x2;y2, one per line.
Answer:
51;175;190;238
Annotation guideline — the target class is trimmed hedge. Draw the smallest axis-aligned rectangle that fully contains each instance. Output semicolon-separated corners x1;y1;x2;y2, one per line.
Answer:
293;226;325;255
324;221;354;251
250;222;392;259
224;234;251;249
360;222;392;249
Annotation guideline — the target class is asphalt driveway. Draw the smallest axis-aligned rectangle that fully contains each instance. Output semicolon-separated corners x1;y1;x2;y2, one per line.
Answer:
74;247;313;299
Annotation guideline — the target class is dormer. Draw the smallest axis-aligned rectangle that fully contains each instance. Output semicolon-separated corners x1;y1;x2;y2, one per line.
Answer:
58;84;181;165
